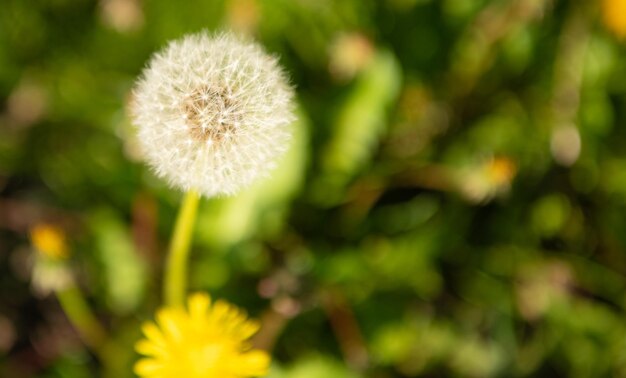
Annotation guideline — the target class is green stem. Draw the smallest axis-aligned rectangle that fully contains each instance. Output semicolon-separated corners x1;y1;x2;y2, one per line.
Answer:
56;284;107;349
164;190;201;307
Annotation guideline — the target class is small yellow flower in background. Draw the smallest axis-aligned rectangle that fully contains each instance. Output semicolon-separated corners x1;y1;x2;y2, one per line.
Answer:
486;156;517;188
602;0;626;39
30;223;69;260
135;292;270;378
328;32;375;81
29;223;73;295
459;156;517;203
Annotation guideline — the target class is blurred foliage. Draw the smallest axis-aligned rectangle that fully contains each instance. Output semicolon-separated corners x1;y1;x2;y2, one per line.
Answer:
2;0;626;377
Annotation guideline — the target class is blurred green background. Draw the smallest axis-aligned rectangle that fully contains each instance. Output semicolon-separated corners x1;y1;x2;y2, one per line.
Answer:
2;0;626;377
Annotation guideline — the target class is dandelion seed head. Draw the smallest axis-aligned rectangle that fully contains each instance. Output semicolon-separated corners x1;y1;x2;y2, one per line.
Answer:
132;32;294;197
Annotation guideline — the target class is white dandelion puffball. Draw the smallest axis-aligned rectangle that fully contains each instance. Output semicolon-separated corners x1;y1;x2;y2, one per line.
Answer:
132;32;295;197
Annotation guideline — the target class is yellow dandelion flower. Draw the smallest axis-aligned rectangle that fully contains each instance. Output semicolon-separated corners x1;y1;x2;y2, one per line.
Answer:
30;223;68;260
135;293;270;378
486;156;517;187
459;156;517;203
602;0;626;39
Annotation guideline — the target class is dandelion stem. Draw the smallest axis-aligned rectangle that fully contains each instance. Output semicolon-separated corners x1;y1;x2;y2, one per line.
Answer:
56;284;107;349
164;190;200;307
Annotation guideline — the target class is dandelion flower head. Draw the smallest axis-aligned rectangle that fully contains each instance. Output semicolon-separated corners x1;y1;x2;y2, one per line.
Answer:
132;32;294;197
29;223;72;295
30;223;69;260
602;0;626;39
135;292;270;378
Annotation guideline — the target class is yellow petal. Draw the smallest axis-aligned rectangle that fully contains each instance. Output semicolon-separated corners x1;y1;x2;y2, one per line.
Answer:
237;320;260;340
188;292;211;321
235;350;271;376
135;340;168;358
134;358;164;376
141;322;167;347
156;309;184;343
